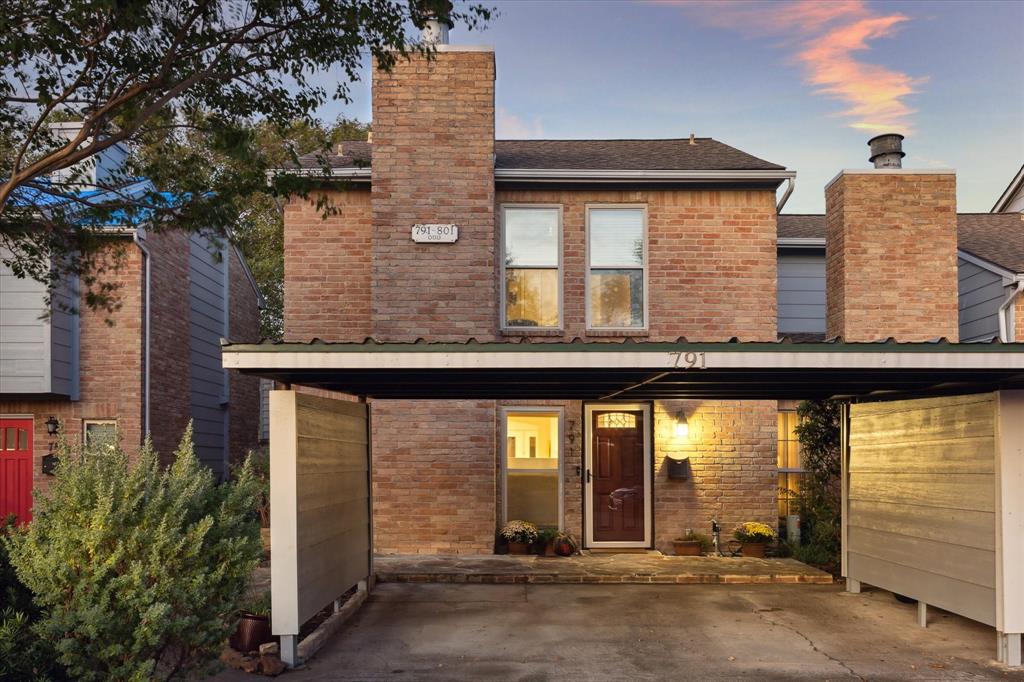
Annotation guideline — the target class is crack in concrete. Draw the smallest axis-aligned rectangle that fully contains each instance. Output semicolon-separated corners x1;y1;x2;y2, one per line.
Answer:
751;607;867;681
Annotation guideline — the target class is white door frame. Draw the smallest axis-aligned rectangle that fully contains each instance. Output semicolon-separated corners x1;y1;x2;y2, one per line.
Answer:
583;403;653;548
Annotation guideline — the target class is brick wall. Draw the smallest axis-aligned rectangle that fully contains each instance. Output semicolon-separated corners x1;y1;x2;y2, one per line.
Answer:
371;50;496;341
371;399;496;554
825;172;959;341
496;189;778;341
146;230;192;462
1016;295;1024;343
652;400;777;552
0;239;144;497
283;188;372;342
227;247;261;462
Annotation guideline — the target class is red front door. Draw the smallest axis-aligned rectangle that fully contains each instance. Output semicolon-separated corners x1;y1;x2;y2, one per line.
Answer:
0;419;33;524
590;408;646;543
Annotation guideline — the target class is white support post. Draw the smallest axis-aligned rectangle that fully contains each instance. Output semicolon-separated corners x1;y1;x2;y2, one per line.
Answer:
846;578;861;594
280;634;299;668
998;633;1022;667
917;601;928;628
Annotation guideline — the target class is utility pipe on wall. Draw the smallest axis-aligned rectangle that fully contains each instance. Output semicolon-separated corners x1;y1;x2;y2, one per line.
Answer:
998;277;1024;343
133;230;151;436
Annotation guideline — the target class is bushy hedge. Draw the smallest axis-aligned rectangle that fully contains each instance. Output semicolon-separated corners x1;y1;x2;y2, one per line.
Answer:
3;424;263;681
791;399;842;573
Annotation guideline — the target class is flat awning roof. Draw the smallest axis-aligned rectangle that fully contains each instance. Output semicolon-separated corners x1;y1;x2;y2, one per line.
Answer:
221;339;1024;401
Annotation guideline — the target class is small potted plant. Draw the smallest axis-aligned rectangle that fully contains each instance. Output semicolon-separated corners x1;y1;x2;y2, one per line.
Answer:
553;531;578;557
500;520;539;555
538;528;559;556
733;522;777;558
672;530;712;556
231;593;273;653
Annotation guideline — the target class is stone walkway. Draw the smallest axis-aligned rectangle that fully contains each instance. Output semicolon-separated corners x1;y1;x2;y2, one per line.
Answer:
374;552;833;585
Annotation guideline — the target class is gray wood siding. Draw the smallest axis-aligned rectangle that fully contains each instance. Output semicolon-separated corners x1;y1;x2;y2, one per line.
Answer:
0;249;78;397
958;258;1005;341
778;250;826;335
189;235;228;476
847;394;997;626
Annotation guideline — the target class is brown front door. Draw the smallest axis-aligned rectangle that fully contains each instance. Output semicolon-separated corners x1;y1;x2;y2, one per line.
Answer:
589;408;647;544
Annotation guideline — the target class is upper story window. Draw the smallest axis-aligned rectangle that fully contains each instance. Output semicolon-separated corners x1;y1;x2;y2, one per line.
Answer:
502;206;561;329
587;206;646;330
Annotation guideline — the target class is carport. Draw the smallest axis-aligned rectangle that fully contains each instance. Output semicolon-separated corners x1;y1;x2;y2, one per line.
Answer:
221;338;1024;668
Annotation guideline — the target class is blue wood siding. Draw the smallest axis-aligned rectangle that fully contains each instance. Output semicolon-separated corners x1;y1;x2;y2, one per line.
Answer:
958;258;1005;342
778;250;826;335
0;248;78;397
189;235;228;476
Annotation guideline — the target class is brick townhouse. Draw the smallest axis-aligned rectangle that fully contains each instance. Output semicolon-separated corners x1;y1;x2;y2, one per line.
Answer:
0;130;264;522
270;40;1023;556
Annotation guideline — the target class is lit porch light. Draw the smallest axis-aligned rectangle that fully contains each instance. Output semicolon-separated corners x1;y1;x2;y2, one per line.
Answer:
674;411;689;438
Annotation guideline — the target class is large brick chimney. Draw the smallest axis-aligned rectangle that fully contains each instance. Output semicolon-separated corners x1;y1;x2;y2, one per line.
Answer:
824;137;959;342
370;41;496;341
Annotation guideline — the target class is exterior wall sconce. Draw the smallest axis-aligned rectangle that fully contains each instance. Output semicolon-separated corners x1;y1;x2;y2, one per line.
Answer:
674;411;689;439
667;456;691;480
45;416;60;436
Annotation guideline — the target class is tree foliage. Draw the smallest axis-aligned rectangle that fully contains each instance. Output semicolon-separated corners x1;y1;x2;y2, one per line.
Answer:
791;399;842;572
3;425;263;680
0;0;489;311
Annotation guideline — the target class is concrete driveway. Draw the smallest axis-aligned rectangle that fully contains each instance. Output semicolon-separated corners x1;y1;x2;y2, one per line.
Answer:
220;583;1022;681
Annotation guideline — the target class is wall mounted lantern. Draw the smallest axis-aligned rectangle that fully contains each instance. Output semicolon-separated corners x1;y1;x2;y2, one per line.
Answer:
674;411;689;439
45;416;59;436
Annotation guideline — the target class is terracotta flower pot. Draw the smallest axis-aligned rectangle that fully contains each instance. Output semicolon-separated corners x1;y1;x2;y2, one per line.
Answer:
507;541;530;555
231;613;273;653
672;540;702;556
741;542;766;558
553;538;574;556
543;541;557;557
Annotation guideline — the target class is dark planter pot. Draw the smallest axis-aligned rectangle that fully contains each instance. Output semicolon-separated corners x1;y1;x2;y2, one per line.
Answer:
672;540;703;556
741;542;767;558
543;541;557;557
231;613;273;653
553;538;574;557
507;541;530;555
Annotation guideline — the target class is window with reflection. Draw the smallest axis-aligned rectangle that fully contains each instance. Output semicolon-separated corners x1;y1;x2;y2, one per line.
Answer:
588;207;645;328
504;410;561;527
777;410;805;521
503;207;561;329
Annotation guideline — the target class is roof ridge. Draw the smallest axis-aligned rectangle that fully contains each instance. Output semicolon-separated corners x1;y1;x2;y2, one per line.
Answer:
496;137;715;142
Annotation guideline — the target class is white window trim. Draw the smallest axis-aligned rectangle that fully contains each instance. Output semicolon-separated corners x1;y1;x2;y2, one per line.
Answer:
583;402;652;548
499;406;564;530
777;409;806;474
585;204;649;332
83;419;117;446
499;204;564;332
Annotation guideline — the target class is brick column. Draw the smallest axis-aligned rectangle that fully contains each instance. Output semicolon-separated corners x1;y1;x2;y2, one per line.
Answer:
371;48;497;341
825;171;959;341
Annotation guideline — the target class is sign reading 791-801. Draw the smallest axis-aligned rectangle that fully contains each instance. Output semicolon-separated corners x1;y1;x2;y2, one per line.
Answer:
411;224;459;243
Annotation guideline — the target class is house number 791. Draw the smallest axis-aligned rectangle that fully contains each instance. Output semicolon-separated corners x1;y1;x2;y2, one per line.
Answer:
669;351;707;369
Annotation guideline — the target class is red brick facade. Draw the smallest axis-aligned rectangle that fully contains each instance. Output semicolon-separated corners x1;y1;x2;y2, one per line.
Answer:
371;50;496;342
825;172;959;341
1;234;262;506
1016;296;1024;342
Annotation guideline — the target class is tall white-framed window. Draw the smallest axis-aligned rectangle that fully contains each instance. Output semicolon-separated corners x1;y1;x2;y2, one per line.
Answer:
777;408;806;535
83;419;117;448
501;205;562;330
500;406;563;528
586;206;647;330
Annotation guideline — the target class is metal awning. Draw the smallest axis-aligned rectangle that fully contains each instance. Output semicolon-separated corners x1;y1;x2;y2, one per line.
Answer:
221;339;1024;401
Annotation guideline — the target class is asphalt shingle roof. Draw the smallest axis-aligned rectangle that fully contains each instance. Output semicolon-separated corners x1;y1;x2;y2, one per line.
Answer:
295;138;785;171
778;212;1024;274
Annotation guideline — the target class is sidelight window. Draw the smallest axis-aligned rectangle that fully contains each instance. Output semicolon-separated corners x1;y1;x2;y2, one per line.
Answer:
502;409;562;528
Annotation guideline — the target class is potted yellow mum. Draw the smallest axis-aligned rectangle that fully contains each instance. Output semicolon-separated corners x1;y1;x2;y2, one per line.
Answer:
733;522;777;558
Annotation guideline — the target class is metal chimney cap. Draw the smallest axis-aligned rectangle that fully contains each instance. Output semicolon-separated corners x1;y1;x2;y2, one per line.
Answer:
867;133;906;162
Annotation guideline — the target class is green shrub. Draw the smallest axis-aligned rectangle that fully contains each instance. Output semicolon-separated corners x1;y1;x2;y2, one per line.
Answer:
4;424;263;681
793;399;842;573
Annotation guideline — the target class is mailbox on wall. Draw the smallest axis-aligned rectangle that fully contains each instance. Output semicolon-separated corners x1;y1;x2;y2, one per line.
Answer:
667;456;690;481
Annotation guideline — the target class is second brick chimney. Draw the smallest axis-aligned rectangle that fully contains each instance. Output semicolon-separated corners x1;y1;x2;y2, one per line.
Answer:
370;46;496;341
825;142;959;342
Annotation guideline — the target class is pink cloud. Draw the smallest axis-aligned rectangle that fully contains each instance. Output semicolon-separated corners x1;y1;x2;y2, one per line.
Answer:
657;0;925;132
497;108;544;139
